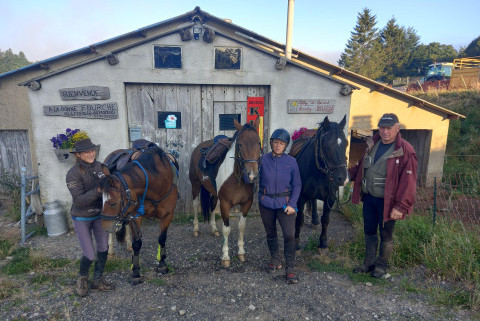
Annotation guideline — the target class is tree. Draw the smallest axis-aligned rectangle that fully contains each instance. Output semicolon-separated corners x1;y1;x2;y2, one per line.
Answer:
0;48;32;74
378;18;419;82
338;8;384;79
408;43;458;76
462;35;480;57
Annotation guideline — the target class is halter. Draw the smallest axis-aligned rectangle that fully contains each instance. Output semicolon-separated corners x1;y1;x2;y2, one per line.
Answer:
232;126;263;181
313;125;347;181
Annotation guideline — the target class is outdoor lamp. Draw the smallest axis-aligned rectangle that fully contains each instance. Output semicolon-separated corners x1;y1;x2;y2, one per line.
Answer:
193;26;202;40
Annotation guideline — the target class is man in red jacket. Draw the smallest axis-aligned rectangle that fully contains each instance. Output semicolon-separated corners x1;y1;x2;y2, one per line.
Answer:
348;113;417;278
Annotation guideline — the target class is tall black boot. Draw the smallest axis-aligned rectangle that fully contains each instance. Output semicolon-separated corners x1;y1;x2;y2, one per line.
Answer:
371;240;393;278
77;256;92;297
353;234;378;273
265;237;282;273
91;251;115;291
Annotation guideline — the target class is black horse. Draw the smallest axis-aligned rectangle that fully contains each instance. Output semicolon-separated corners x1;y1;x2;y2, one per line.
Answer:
292;115;349;249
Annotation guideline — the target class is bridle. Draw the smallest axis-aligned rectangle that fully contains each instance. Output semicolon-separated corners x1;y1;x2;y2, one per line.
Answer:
314;125;347;182
232;126;263;182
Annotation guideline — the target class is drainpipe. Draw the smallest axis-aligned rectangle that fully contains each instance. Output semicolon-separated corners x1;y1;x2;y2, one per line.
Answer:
285;0;295;60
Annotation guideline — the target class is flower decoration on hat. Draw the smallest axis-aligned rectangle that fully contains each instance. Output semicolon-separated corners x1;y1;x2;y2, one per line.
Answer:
50;128;89;150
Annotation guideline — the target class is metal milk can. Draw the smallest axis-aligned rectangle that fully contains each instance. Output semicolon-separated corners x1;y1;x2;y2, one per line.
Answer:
43;200;68;237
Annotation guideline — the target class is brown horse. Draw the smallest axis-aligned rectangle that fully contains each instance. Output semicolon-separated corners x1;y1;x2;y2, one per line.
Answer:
188;138;232;237
99;145;178;285
218;118;262;267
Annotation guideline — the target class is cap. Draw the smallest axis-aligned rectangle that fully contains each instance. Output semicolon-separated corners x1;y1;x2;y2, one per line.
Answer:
378;113;399;127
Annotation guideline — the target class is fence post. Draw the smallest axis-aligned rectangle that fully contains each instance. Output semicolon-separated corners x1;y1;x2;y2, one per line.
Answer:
20;167;27;244
433;176;437;226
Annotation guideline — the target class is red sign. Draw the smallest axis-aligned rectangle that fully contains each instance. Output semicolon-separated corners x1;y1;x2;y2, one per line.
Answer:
247;97;265;147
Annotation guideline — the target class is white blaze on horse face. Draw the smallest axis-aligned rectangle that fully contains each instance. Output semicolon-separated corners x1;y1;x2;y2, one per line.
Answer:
337;138;342;146
102;192;110;209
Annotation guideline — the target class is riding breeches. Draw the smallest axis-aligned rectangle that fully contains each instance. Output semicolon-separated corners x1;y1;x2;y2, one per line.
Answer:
73;218;109;261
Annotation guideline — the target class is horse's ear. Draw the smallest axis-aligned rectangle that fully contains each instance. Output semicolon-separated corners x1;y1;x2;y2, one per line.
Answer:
323;116;330;129
339;115;347;129
234;118;243;131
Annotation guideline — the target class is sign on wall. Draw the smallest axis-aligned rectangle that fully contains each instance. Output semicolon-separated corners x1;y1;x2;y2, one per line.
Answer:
43;103;118;119
287;99;335;114
247;96;264;148
59;86;110;100
158;112;182;129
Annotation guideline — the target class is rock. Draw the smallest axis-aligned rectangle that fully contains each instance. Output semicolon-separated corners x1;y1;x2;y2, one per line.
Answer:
248;304;256;311
179;310;186;316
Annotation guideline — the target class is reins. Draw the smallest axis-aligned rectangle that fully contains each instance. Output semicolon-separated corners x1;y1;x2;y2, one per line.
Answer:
232;126;263;182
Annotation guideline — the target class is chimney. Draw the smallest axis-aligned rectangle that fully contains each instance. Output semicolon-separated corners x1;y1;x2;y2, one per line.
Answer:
285;0;295;60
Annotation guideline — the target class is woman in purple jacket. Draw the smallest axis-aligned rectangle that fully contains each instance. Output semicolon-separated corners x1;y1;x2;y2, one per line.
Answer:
258;128;302;284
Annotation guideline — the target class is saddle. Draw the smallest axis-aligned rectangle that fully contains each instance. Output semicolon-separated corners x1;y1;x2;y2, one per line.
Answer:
289;129;317;157
203;136;233;165
104;139;158;173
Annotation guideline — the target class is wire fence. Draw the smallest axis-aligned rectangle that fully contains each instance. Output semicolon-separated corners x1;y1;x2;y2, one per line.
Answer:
414;172;480;235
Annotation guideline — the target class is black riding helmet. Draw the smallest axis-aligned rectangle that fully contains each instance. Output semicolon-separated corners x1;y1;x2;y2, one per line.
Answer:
270;128;291;147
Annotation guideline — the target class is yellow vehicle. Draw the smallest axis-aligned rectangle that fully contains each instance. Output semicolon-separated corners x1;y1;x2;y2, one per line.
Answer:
449;56;480;89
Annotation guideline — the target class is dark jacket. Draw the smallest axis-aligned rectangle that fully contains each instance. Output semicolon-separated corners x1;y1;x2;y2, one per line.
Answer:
258;152;302;210
349;132;417;222
66;159;104;219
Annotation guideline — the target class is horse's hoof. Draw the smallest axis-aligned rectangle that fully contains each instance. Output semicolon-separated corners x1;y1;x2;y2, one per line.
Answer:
155;265;169;274
108;253;115;259
130;277;144;285
318;242;328;249
127;246;133;252
238;254;245;262
213;231;220;237
312;220;320;226
221;260;231;267
193;231;199;238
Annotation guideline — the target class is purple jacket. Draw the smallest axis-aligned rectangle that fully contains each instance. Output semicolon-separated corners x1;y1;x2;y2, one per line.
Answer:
258;152;302;210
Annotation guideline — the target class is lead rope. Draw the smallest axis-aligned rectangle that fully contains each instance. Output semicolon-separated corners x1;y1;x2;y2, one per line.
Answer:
132;160;148;217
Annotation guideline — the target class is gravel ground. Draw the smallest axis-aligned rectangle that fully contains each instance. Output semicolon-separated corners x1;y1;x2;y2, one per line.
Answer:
0;209;477;321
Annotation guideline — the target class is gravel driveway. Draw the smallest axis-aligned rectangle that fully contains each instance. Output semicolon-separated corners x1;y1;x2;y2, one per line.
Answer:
1;210;477;321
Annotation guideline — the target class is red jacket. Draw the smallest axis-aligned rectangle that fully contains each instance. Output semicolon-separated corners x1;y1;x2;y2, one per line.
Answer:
348;132;417;222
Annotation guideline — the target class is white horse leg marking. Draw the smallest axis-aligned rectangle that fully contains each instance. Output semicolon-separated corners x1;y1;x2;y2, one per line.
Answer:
221;224;231;267
193;197;200;237
125;225;132;251
210;210;220;236
108;233;115;257
237;215;247;261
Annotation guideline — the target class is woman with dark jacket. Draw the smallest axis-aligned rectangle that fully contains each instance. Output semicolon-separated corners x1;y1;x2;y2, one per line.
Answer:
258;128;302;284
66;138;114;296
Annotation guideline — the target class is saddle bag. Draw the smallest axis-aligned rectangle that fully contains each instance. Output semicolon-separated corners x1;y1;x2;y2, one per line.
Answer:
289;129;317;157
205;139;233;164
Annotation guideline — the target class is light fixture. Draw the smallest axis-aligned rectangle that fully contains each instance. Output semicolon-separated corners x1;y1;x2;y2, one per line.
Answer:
193;26;202;40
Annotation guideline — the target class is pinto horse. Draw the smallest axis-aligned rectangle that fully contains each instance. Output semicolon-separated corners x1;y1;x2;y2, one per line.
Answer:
291;115;349;249
218;117;262;267
99;145;178;284
189;137;233;237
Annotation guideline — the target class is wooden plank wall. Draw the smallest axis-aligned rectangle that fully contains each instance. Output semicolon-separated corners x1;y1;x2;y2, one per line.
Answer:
0;130;33;176
125;84;269;215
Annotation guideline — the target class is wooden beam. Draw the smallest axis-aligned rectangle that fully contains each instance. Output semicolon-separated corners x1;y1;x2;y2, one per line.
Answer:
375;85;385;92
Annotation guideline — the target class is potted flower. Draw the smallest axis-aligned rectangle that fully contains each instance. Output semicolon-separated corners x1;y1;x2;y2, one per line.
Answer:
50;129;91;162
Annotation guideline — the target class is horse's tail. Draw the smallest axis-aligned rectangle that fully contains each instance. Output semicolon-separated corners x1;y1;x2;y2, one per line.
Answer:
200;185;211;222
116;224;126;243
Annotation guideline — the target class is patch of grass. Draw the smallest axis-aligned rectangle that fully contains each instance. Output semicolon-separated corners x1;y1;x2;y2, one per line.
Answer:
104;257;130;273
2;247;32;275
0;278;21;300
0;239;14;259
30;273;55;284
172;213;194;224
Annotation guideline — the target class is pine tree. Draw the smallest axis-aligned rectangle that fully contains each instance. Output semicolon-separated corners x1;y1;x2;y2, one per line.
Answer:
379;18;419;82
338;8;383;79
0;48;32;74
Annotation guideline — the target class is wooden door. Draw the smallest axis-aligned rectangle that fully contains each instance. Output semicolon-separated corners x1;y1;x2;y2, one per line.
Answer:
126;84;269;214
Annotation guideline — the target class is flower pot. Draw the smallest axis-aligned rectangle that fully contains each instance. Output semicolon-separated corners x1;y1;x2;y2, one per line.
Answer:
54;149;72;162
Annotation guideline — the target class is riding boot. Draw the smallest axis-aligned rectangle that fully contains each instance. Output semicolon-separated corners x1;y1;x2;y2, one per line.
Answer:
91;251;115;291
266;237;281;266
371;240;393;278
76;256;92;297
353;234;378;273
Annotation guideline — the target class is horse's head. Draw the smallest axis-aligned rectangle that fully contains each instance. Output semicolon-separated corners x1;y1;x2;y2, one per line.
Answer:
98;169;135;233
315;115;349;186
233;117;262;183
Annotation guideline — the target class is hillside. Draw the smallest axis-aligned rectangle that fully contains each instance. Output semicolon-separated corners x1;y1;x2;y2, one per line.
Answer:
412;90;480;173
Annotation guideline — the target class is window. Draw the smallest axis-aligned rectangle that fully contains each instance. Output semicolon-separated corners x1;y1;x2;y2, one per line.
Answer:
215;48;241;70
154;46;181;69
219;114;241;130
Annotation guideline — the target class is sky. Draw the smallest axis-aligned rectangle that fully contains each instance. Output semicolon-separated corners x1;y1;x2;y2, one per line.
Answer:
1;0;479;65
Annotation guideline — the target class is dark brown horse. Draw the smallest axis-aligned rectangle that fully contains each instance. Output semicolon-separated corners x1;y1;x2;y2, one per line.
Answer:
99;145;178;285
218;117;262;267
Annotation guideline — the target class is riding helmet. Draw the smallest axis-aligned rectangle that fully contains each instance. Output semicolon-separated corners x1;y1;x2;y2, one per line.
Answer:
270;128;291;146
